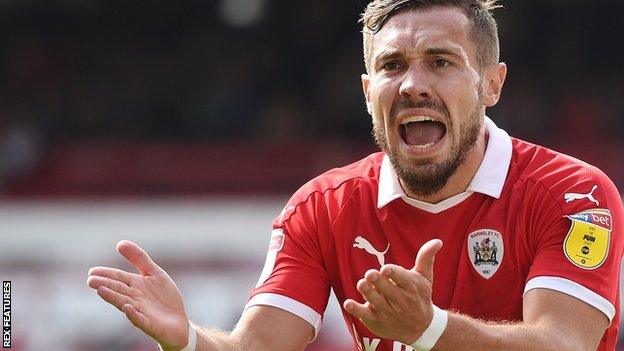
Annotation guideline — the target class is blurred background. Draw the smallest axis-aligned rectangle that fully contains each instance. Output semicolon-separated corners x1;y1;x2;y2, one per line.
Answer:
0;0;623;350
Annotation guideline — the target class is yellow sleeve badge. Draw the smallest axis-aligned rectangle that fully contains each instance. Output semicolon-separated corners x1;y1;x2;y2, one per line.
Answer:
563;208;611;270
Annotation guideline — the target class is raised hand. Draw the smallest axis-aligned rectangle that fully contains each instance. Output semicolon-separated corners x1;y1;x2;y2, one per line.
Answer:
87;240;190;351
343;239;443;344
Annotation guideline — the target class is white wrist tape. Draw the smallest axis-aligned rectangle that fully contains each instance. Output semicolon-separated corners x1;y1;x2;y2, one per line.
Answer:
410;305;448;351
158;322;197;351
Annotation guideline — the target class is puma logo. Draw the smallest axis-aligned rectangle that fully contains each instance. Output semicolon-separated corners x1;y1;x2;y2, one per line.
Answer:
564;185;599;206
353;236;389;267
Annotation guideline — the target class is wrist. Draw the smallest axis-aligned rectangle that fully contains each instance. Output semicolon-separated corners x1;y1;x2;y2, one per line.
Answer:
410;305;448;351
159;321;197;351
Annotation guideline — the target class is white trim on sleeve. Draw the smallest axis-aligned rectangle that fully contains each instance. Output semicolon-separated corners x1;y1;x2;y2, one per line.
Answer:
524;276;615;324
244;293;323;336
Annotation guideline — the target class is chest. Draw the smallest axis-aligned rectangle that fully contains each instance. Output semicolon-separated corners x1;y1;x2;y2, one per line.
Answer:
325;196;533;351
323;194;534;337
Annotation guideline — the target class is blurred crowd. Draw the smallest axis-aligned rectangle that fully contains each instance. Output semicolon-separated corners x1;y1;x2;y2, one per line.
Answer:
1;0;623;195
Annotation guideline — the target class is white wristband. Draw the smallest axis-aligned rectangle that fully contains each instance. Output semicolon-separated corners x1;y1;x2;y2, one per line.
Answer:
158;322;197;351
410;305;448;351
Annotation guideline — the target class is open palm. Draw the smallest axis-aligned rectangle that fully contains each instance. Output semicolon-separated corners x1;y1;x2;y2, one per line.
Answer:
87;240;190;351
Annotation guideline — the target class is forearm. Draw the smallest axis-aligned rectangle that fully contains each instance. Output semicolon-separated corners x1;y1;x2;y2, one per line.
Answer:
194;326;241;351
192;312;310;351
174;306;311;351
433;312;589;351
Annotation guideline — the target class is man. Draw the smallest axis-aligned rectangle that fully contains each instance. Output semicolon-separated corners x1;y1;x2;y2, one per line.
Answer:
87;1;623;350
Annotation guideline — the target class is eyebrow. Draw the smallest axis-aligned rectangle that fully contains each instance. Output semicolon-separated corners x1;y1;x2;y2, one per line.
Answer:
424;46;462;58
373;49;402;64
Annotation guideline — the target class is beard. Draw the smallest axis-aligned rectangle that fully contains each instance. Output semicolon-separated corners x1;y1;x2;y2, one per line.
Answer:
372;96;483;199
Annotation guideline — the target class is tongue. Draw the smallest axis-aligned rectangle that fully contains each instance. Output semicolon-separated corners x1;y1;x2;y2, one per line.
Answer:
402;121;445;146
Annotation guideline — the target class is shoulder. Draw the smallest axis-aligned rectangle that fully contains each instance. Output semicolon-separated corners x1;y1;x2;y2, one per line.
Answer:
296;152;383;198
276;152;384;226
509;138;621;214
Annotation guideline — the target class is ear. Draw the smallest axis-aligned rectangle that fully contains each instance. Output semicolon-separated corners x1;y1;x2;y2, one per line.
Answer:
482;63;507;107
362;73;372;115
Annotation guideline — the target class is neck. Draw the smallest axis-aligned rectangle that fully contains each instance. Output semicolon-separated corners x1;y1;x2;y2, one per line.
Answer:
401;127;489;204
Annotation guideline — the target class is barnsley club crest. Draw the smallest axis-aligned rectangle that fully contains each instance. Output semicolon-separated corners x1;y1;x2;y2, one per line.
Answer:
467;229;504;279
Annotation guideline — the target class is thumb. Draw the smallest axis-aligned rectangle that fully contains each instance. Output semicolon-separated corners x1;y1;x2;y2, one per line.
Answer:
116;240;163;276
413;239;443;283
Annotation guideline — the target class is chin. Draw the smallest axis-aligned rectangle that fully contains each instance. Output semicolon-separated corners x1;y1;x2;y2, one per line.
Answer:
397;145;451;167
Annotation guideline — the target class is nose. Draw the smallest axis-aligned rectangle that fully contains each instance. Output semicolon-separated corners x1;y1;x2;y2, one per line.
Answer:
399;65;432;100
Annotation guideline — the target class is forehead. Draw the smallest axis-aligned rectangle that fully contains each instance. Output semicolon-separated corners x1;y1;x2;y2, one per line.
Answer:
372;7;474;58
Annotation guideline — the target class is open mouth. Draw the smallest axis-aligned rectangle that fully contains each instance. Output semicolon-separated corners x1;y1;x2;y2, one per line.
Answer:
399;116;447;149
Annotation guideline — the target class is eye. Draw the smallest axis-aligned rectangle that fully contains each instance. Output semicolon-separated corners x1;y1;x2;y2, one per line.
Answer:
433;59;451;68
381;60;401;71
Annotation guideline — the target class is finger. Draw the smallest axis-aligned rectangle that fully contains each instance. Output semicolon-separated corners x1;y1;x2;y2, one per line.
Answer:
365;269;397;295
116;240;162;276
88;266;136;286
343;299;376;322
365;269;403;308
380;264;414;288
87;276;133;297
357;278;390;310
97;285;137;312
122;303;151;331
413;239;443;283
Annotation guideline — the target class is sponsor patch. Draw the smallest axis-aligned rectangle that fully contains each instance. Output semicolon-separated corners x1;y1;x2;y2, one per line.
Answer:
269;231;285;251
467;229;504;279
255;229;285;287
564;208;611;269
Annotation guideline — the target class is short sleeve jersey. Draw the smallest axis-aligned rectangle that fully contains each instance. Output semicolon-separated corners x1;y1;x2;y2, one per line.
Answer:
246;118;624;351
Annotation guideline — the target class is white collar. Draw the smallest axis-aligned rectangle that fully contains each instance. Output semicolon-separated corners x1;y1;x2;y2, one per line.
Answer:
377;117;512;213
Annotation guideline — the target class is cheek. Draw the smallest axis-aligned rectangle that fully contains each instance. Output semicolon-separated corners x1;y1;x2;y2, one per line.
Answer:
370;79;397;115
443;80;480;124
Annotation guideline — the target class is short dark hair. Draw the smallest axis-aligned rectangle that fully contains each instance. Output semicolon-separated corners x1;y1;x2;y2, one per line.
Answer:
361;0;502;72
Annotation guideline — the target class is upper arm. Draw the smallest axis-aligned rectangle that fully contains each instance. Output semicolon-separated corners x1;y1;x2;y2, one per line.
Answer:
246;192;334;338
522;167;623;350
523;288;608;351
230;305;315;351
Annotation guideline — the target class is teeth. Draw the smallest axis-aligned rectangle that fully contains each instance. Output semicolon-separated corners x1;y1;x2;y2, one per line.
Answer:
412;142;437;149
401;115;438;125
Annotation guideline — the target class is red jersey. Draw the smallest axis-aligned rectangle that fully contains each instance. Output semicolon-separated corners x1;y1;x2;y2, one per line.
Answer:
247;118;624;351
